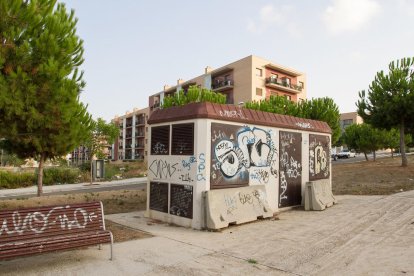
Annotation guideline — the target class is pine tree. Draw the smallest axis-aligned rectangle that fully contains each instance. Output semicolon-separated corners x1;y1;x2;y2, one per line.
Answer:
357;58;414;167
0;0;92;195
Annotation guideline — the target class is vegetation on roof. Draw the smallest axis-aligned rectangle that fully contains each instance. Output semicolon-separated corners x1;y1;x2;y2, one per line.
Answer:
245;95;341;144
161;85;226;108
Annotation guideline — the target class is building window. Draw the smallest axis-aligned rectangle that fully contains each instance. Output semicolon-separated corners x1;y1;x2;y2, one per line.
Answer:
284;95;292;101
256;88;263;96
172;123;194;155
299;81;304;89
270;73;278;79
151;125;170;155
256;68;262;77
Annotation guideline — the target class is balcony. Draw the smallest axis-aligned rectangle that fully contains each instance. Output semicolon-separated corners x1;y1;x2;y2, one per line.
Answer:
136;120;145;126
212;80;233;92
265;77;303;94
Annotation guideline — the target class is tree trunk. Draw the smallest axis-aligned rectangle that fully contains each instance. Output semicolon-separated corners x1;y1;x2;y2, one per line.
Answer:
364;152;369;161
391;149;394;158
90;158;94;185
373;151;376;162
400;123;407;167
37;153;46;197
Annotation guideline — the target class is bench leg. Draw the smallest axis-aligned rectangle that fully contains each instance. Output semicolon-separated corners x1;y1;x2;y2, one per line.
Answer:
109;232;114;261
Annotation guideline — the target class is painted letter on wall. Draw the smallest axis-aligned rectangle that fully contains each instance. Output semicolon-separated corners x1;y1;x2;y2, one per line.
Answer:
309;134;330;180
210;123;278;189
279;131;302;208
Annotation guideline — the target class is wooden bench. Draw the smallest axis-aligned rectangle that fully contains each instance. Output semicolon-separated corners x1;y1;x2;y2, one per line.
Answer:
0;201;113;261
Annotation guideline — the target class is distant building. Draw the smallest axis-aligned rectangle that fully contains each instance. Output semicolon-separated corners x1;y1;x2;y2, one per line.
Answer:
340;112;363;133
111;107;149;162
148;55;307;114
69;145;90;165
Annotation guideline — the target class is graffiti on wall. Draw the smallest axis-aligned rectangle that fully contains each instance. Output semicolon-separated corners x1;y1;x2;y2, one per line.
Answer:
149;153;206;183
223;189;267;215
210;123;278;188
309;134;330;180
279;131;302;207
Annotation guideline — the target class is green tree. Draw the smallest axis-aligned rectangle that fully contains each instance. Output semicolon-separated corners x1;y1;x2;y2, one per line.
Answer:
357;57;414;167
343;123;384;161
383;129;401;158
0;0;92;195
245;96;341;144
83;118;119;185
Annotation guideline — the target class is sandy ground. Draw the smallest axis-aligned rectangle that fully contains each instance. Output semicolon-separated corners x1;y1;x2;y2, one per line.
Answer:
1;190;413;276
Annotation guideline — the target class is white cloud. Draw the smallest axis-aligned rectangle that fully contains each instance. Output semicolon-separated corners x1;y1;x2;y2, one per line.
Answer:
397;0;414;15
247;4;293;35
323;0;381;35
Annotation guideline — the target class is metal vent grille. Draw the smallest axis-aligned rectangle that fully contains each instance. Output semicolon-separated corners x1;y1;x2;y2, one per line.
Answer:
172;123;194;155
151;125;170;155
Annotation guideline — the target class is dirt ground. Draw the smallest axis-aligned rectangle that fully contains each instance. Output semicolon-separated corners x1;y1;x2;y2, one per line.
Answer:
1;155;413;243
332;155;414;195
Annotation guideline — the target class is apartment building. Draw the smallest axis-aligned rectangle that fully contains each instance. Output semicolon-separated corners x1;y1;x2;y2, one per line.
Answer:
69;145;90;165
111;107;149;162
340;112;363;133
149;55;307;114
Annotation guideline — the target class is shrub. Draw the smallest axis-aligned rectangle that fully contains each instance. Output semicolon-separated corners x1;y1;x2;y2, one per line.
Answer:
78;162;91;172
0;171;36;189
42;167;80;185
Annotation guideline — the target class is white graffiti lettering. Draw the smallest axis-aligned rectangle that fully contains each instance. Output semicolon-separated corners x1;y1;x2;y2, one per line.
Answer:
213;127;278;181
152;142;168;154
0;206;97;236
295;122;312;129
219;110;246;119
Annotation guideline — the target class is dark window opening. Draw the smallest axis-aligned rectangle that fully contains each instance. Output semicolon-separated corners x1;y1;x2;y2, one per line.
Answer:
151;125;170;155
172;123;194;155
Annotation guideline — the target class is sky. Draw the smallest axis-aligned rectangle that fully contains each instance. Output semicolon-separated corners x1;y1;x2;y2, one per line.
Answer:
62;0;414;121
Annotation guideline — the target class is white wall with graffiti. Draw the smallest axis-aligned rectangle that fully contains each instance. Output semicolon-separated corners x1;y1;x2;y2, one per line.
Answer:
146;120;209;229
147;117;331;229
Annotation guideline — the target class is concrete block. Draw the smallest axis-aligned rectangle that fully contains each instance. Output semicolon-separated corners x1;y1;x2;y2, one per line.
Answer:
204;185;273;230
304;180;337;211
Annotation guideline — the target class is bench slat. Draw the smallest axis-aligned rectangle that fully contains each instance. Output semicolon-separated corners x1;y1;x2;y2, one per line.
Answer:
0;201;113;261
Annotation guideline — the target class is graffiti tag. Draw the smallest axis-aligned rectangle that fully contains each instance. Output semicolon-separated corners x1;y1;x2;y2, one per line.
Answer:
149;159;178;179
0;206;97;236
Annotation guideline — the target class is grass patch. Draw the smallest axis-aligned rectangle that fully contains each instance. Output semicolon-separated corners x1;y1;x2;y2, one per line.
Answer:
247;259;258;264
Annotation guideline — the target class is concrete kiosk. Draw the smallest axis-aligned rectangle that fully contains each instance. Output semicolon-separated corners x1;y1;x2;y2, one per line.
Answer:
146;102;334;230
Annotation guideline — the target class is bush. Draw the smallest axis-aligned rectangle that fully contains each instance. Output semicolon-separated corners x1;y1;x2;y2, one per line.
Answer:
42;167;80;185
0;171;36;189
78;162;91;172
0;167;81;189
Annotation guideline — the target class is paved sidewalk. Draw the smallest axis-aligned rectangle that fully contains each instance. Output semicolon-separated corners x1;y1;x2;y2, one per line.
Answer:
0;177;147;198
1;190;413;275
